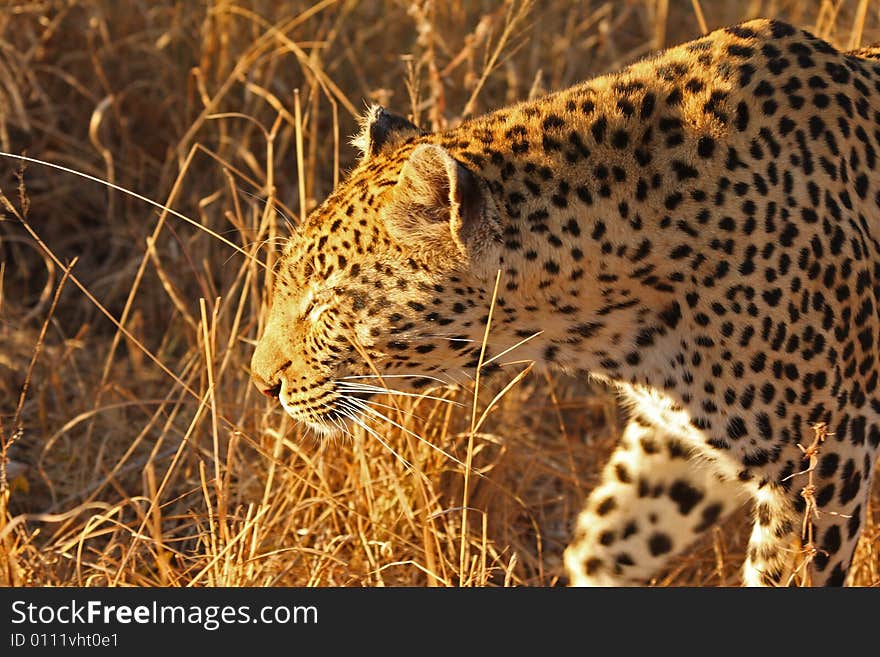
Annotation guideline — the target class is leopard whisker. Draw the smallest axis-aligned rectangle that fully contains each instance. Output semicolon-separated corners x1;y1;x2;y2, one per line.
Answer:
224;235;289;267
329;415;354;441
437;369;471;387
334;404;413;471
317;414;334;438
243;236;290;250
340;373;450;384
236;186;296;233
457;369;475;382
300;422;315;443
335;382;464;406
415;334;476;343
337;394;429;420
344;370;464;391
340;395;467;468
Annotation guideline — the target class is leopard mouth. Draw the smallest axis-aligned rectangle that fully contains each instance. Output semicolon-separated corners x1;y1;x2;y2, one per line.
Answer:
275;374;454;438
276;386;377;437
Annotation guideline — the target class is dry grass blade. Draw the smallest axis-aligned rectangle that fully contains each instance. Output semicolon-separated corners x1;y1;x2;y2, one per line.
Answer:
785;422;833;587
690;0;708;35
0;151;266;269
1;0;877;590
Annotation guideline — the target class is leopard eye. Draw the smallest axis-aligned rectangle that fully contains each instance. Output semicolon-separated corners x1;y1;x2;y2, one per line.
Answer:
304;294;331;323
299;290;318;320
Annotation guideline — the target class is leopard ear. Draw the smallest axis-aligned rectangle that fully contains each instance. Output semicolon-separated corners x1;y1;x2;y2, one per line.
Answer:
384;143;497;262
352;105;422;160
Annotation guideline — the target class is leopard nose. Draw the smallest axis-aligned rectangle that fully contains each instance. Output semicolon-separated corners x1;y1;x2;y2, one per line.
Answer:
251;342;283;399
263;383;281;398
251;323;288;400
250;369;281;399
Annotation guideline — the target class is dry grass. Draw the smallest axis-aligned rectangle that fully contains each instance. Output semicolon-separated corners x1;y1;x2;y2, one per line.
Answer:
1;0;878;587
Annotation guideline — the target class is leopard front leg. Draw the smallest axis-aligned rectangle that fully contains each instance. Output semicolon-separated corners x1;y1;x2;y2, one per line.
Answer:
564;417;746;585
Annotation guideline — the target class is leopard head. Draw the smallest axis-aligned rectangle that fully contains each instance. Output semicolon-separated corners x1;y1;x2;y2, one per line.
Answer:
250;107;503;433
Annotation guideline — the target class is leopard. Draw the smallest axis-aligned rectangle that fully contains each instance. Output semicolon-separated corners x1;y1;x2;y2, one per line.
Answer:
251;18;880;586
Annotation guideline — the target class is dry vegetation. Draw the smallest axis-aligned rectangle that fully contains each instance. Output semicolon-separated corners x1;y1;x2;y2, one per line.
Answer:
1;0;878;587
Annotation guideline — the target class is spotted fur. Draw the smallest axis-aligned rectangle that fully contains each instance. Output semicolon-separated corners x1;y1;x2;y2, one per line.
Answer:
252;19;880;586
